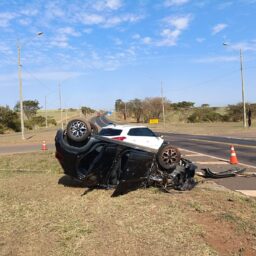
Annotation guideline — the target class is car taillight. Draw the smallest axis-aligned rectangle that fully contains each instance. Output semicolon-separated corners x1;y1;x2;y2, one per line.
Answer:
112;136;126;141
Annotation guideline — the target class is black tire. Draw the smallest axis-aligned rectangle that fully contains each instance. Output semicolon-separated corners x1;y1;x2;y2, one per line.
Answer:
89;122;98;135
157;145;181;170
66;118;91;143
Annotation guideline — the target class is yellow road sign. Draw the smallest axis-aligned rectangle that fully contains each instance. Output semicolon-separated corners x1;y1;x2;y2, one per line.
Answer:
149;119;159;124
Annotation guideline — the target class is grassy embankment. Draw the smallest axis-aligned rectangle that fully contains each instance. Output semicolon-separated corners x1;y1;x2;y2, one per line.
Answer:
0;151;256;255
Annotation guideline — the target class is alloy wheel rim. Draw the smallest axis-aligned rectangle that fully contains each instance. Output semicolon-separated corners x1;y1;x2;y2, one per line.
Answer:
70;121;87;138
161;148;178;165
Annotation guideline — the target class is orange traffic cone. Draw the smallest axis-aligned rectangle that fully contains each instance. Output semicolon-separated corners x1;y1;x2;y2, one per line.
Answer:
230;145;238;164
41;141;48;151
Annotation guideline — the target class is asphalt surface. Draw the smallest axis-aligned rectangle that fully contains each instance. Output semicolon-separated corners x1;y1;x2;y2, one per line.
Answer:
0;143;55;155
161;133;256;167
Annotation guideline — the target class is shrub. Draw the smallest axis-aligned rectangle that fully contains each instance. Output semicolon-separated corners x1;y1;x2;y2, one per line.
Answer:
188;108;224;123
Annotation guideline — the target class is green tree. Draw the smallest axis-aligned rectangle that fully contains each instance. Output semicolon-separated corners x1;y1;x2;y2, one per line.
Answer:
81;106;95;116
188;108;224;123
128;98;143;123
0;106;20;133
115;99;127;120
14;100;40;120
171;101;195;110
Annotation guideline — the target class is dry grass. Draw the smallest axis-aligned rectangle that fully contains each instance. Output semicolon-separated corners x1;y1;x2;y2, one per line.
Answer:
0;151;61;173
0;128;58;146
37;109;81;123
0;152;256;255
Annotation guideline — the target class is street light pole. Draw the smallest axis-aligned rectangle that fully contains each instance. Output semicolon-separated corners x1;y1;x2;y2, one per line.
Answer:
223;43;247;128
239;49;247;128
17;41;25;140
45;95;48;128
17;32;44;140
59;82;63;130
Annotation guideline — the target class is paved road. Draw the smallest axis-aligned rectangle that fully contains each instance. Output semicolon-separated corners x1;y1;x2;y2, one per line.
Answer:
161;133;256;168
0;143;55;155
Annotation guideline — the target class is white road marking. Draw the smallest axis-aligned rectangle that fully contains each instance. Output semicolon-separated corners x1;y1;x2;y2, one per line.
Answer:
179;147;256;169
236;190;256;197
183;154;203;157
189;138;256;149
195;161;228;165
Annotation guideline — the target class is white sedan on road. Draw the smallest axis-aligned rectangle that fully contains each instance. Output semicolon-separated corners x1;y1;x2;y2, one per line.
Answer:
98;124;164;150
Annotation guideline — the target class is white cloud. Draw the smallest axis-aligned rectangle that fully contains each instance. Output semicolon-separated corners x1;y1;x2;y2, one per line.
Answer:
93;0;122;11
20;8;38;16
105;0;122;10
50;34;69;48
164;0;190;6
0;43;13;55
212;23;228;35
164;15;191;29
83;28;92;34
142;37;152;44
18;18;32;26
194;55;238;63
58;27;81;37
196;37;205;43
157;15;192;46
104;14;143;27
79;12;143;27
80;14;105;25
0;12;17;27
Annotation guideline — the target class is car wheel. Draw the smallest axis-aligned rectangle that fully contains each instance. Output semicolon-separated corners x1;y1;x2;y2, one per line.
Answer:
157;145;181;170
89;122;98;135
66;118;91;142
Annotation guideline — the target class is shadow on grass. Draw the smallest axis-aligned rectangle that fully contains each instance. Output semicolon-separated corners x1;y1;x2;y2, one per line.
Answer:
58;175;85;188
58;175;98;196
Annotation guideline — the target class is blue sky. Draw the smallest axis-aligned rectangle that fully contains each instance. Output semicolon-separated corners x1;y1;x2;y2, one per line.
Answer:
0;0;256;110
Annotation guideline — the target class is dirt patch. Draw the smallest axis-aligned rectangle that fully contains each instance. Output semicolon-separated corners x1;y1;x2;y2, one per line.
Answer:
195;214;253;256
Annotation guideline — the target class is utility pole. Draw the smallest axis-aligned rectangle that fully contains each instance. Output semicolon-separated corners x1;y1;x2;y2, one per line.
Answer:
240;49;247;128
161;81;166;127
16;33;43;140
124;102;127;120
65;109;68;125
58;83;63;129
17;41;25;140
45;95;48;128
223;43;247;128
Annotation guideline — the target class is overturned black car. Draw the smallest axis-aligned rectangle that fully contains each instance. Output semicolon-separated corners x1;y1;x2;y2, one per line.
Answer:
55;119;197;196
